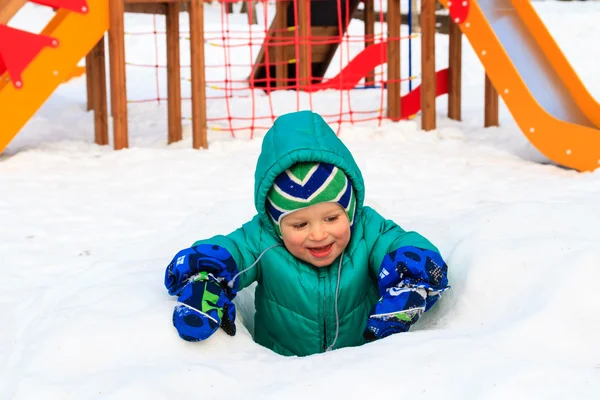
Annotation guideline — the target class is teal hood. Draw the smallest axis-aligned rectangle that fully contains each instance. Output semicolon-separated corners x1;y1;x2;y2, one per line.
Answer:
254;110;365;239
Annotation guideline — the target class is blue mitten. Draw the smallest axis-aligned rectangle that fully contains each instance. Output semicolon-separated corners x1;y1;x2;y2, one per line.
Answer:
173;272;237;341
364;286;427;341
365;246;450;341
164;244;239;342
164;244;238;296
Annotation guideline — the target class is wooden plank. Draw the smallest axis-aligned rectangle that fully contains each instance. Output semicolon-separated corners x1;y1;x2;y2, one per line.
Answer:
109;0;129;149
274;0;288;88
0;0;27;25
387;0;401;120
125;3;167;14
353;9;450;33
125;0;187;4
297;0;311;88
364;0;375;86
90;36;109;145
420;0;436;130
189;0;207;148
166;1;182;143
448;18;462;121
85;52;94;111
484;73;499;127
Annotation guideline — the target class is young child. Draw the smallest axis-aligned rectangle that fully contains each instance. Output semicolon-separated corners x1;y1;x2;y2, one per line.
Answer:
164;110;450;357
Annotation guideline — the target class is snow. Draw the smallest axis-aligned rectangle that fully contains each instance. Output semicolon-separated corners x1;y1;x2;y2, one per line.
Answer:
2;1;600;398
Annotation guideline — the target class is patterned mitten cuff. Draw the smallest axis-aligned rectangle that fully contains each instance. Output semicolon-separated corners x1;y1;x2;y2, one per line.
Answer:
364;286;427;341
172;272;236;342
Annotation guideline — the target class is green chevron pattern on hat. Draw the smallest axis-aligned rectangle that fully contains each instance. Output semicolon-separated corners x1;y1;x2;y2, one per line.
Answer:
266;162;356;237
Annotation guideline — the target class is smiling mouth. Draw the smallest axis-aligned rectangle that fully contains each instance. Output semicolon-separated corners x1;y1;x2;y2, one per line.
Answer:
307;243;333;258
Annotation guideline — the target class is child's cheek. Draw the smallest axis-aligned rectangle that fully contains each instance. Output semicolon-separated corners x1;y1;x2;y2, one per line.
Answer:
282;230;307;257
287;231;306;247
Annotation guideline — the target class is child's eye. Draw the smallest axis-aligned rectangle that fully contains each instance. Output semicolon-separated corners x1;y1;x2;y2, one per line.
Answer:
293;222;307;229
325;216;339;222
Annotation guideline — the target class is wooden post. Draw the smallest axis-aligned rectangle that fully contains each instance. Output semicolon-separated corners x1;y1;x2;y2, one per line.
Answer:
190;0;208;148
86;52;94;111
90;37;108;145
166;1;182;143
297;0;311;89
275;0;288;88
420;0;436;131
386;0;401;120
108;0;129;149
364;0;375;86
241;0;258;25
411;0;420;33
0;0;27;25
448;18;462;121
484;73;499;127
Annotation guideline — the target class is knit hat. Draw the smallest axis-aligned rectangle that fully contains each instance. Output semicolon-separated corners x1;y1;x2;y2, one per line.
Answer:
266;162;356;237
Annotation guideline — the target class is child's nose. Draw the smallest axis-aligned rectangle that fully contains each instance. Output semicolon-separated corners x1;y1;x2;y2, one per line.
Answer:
309;224;327;242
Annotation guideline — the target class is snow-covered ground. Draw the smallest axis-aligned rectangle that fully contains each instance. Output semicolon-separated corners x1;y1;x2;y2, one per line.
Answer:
2;1;600;399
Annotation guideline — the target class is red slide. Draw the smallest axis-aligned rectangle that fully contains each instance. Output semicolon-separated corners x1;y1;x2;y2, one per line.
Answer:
302;41;448;119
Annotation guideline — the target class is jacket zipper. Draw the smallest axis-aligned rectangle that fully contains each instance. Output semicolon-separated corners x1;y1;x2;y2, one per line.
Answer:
321;274;327;351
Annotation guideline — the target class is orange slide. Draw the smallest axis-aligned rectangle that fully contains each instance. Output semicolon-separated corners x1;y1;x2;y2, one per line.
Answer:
0;0;108;153
440;0;600;172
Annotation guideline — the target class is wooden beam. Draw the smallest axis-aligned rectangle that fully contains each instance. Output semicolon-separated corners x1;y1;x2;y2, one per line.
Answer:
124;0;191;14
85;52;94;111
364;0;375;86
90;37;109;145
189;0;207;148
109;0;129;149
125;3;167;14
297;0;311;89
387;0;401;121
353;9;450;34
420;0;436;131
166;1;182;143
0;0;27;25
240;0;257;25
125;0;187;4
448;18;462;121
275;0;288;88
484;73;499;127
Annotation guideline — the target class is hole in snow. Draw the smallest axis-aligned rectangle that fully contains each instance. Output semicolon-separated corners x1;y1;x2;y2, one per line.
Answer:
233;282;257;337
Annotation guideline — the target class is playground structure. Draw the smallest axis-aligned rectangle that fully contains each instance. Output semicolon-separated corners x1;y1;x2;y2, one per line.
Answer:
1;0;600;172
0;0;207;150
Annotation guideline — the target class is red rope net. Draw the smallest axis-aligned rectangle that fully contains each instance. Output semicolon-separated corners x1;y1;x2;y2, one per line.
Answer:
123;0;418;139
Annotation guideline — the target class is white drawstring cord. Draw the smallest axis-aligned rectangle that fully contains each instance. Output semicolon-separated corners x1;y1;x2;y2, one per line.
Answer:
227;244;282;289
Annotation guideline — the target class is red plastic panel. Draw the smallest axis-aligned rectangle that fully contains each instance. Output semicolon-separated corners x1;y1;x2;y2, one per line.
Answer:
29;0;89;14
0;25;58;88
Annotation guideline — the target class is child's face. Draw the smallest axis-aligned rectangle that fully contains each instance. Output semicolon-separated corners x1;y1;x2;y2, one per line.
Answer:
280;202;351;267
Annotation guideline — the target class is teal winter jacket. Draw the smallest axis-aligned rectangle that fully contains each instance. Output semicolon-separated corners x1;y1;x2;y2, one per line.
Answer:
193;111;443;356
